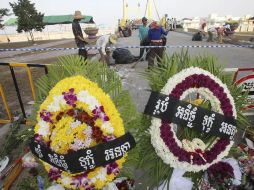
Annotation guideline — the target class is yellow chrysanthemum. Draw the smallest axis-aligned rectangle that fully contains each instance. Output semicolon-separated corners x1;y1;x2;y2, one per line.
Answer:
35;76;127;189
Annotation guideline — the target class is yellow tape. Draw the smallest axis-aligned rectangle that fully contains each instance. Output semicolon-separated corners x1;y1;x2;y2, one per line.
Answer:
9;62;28;67
0;84;12;121
26;67;36;100
9;62;36;100
25;120;36;126
0;120;12;124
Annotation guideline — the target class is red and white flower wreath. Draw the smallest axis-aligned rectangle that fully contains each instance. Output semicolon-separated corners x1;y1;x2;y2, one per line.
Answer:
150;67;237;172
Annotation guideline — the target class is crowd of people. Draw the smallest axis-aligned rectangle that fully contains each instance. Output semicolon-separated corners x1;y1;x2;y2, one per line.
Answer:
71;10;170;68
194;22;234;44
72;10;235;68
72;10;118;65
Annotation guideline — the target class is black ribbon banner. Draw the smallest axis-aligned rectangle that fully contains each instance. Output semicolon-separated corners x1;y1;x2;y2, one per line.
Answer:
144;92;237;140
30;132;135;174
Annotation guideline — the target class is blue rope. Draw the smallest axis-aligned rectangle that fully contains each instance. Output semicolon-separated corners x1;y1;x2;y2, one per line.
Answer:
0;45;253;52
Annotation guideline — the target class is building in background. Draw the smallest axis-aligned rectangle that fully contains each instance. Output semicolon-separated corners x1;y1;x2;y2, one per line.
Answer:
181;13;253;32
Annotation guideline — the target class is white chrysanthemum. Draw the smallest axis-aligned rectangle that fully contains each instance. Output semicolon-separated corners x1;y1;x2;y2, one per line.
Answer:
47;95;66;112
71;120;81;129
150;67;236;172
37;120;50;137
77;91;100;110
96;168;107;181
101;122;114;134
83;138;92;148
84;125;92;136
161;67;236;118
61;176;72;186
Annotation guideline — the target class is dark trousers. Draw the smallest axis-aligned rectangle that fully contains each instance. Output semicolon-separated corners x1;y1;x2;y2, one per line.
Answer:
78;48;87;59
147;41;164;68
77;42;87;60
139;38;150;59
207;31;214;42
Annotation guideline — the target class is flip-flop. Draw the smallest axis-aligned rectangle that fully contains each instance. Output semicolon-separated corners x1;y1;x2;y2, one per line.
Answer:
0;156;9;173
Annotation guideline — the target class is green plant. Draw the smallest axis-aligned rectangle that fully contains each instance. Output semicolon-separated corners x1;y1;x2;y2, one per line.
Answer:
30;55;141;181
0;116;24;159
19;166;52;190
137;50;252;189
9;0;45;41
0;8;11;29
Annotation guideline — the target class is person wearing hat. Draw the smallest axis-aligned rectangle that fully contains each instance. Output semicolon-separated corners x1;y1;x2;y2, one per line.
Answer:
72;10;87;59
96;34;118;65
138;17;149;60
147;21;169;68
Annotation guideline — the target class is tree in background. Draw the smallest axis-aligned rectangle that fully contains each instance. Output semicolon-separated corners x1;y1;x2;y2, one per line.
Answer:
10;0;45;41
0;8;11;30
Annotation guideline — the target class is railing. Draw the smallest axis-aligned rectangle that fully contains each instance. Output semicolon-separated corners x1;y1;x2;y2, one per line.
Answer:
0;62;48;124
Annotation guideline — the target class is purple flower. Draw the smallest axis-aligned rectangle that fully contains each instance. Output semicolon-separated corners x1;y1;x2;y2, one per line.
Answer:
107;162;119;175
48;167;61;181
102;135;116;142
81;179;94;190
207;162;234;186
39;110;52;122
63;88;77;107
92;106;109;121
34;134;43;142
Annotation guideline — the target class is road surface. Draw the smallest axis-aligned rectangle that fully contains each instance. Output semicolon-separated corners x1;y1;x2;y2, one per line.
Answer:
0;31;253;116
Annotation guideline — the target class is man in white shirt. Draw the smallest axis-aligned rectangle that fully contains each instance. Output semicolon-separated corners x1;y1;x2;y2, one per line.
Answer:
207;27;217;42
224;24;231;31
96;34;117;65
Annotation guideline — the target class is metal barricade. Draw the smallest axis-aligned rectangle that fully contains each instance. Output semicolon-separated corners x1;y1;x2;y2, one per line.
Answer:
0;62;48;124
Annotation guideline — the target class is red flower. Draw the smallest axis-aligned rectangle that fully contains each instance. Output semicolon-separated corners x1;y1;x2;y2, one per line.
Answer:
77;112;90;122
92;127;103;142
67;109;75;117
56;115;62;121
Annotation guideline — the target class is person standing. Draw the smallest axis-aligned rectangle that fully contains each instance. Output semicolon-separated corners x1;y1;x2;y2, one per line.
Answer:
72;10;87;59
147;21;168;68
138;17;149;60
96;34;118;65
173;18;177;30
160;14;168;29
166;18;171;30
217;26;225;44
118;19;123;37
200;22;207;37
171;18;174;30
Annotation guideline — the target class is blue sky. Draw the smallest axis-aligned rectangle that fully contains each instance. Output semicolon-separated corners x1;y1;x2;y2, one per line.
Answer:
1;0;254;26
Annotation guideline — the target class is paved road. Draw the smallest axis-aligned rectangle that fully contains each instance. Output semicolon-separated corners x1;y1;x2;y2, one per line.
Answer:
0;31;253;116
1;31;253;66
119;31;254;68
116;31;254;113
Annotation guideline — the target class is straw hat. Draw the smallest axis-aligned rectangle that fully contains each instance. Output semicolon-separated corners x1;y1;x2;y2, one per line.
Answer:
109;34;117;44
74;10;84;20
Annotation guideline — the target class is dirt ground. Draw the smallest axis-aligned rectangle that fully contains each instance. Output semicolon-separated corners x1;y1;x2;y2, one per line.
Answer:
0;40;77;123
0;39;66;49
